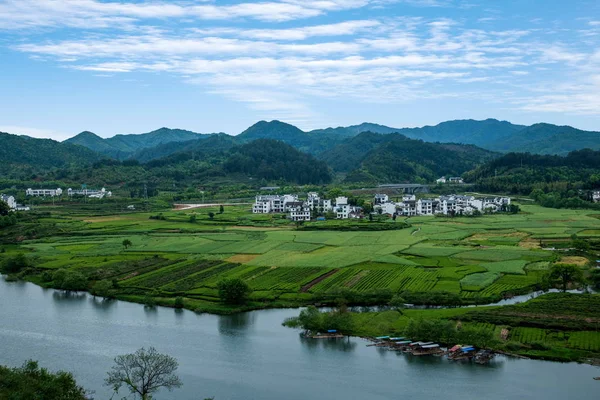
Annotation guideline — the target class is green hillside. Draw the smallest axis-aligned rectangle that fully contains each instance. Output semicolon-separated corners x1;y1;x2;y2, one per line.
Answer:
341;133;497;184
0;132;100;177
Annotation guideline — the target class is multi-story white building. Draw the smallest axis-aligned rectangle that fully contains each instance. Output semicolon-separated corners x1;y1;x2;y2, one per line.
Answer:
374;194;389;204
306;192;333;213
593;191;600;203
252;194;298;214
26;188;63;197
67;187;112;198
0;194;16;210
288;203;311;221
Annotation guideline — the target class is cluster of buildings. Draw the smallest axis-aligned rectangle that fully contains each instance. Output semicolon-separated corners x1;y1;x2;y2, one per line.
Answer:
26;187;112;199
0;194;30;211
373;194;511;216
252;192;361;221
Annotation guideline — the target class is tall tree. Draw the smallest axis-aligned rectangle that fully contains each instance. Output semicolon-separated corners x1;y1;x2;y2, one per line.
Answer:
548;264;583;292
105;347;182;400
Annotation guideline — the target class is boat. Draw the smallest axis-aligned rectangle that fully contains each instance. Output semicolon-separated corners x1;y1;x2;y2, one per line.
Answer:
448;345;476;361
474;350;495;364
411;343;445;356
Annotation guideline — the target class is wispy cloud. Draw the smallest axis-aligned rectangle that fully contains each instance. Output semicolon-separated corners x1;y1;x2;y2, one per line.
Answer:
2;0;599;124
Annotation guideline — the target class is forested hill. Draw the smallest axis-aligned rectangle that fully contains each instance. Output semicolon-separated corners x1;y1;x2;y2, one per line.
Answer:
464;149;600;195
488;123;600;155
223;139;332;184
131;134;237;163
0;132;100;178
236;120;343;155
65;128;216;159
340;133;497;184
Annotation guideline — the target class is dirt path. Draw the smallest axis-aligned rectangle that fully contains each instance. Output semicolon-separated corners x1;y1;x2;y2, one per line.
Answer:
301;269;339;292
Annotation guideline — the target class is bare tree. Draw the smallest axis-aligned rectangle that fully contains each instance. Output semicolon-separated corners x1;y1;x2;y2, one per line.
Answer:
105;347;182;400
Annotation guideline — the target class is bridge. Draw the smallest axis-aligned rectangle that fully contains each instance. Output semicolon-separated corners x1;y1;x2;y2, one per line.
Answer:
377;184;430;194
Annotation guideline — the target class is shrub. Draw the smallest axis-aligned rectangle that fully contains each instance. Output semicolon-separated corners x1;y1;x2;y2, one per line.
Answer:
174;297;184;309
0;254;30;274
217;278;252;305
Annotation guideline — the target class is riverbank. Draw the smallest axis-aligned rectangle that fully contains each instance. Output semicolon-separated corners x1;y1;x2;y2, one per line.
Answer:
283;292;600;365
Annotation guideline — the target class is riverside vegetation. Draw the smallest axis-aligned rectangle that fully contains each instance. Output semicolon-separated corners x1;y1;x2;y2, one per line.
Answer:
284;292;600;363
1;201;599;315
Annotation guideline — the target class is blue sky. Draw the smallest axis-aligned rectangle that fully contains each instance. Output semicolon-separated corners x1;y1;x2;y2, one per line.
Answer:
0;0;599;140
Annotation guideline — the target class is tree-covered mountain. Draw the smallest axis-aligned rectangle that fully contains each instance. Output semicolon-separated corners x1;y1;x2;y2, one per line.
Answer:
236;120;343;155
223;139;332;184
0;132;100;178
66;127;216;159
131;134;237;163
340;133;497;184
317;131;397;172
308;122;401;138
488;123;600;155
464;149;600;196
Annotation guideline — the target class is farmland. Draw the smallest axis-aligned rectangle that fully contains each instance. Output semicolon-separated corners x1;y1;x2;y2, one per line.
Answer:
1;203;599;312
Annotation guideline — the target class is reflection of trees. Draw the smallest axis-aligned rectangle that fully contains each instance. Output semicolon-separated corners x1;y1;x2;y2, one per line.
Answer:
218;312;255;335
52;290;87;302
299;335;357;353
89;296;115;312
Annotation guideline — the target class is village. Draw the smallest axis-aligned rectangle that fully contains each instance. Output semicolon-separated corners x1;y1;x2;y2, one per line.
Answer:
253;191;514;221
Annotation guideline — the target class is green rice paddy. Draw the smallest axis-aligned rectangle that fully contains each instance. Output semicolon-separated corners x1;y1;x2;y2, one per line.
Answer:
9;204;600;307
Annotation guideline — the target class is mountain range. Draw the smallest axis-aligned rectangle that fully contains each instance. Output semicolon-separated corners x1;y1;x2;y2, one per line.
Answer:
1;118;599;186
63;119;600;160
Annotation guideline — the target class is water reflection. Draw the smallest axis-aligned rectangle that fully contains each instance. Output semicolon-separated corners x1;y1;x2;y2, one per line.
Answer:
299;335;357;352
89;296;115;312
218;311;256;335
52;290;87;302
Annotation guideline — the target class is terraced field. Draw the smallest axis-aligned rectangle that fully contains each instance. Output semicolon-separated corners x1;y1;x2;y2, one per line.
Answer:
9;203;599;307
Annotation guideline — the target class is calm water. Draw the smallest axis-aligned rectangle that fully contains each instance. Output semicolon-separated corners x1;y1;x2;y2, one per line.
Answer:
1;278;598;400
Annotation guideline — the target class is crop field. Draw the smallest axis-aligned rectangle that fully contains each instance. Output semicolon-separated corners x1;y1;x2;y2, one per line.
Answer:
5;203;598;307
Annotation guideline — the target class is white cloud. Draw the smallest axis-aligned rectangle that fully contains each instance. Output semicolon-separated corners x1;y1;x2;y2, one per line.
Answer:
0;0;377;29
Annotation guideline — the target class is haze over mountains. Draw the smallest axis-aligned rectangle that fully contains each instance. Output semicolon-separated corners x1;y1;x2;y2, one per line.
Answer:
2;118;600;186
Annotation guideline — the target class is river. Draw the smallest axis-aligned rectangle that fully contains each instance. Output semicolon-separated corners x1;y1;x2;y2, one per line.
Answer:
1;278;598;400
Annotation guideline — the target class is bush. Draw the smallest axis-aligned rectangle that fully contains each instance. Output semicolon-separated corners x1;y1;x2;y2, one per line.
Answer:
0;360;86;399
174;297;184;309
0;254;30;274
217;278;252;305
41;271;53;282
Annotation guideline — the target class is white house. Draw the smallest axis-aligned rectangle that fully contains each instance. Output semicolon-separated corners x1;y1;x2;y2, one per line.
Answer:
306;192;333;212
252;194;299;214
288;203;311;221
448;177;464;184
68;187;111;198
436;177;447;184
26;188;63;197
374;194;389;204
0;194;16;210
593;191;600;203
